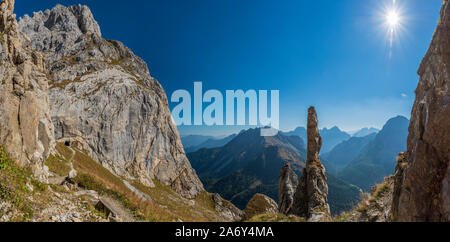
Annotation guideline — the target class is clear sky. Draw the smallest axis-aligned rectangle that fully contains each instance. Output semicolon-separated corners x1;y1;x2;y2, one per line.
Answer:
16;0;443;136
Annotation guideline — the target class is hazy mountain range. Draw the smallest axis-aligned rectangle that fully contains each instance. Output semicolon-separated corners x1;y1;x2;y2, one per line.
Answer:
184;116;408;214
349;127;380;137
181;134;237;153
187;128;361;214
282;126;362;154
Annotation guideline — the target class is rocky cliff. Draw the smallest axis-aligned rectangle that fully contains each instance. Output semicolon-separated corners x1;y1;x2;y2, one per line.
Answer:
392;1;450;221
0;0;55;181
18;4;203;198
290;107;331;222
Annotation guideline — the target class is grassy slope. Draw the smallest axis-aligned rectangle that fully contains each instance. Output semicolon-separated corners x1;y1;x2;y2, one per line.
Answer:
246;213;306;222
333;176;394;222
0;145;101;222
0;145;45;221
55;143;224;222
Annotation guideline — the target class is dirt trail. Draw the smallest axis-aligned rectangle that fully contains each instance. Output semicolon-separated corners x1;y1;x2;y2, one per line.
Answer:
99;195;136;222
59;145;137;222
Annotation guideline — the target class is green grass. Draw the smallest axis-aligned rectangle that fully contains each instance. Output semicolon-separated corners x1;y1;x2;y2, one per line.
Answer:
8;142;234;222
0;144;47;221
73;173;135;213
332;212;353;222
370;178;392;202
60;143;176;221
244;194;276;220
55;143;73;161
246;213;305;222
45;154;71;177
131;180;222;221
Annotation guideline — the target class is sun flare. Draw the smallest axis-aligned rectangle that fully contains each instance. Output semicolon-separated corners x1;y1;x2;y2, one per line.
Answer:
380;2;406;50
386;10;400;28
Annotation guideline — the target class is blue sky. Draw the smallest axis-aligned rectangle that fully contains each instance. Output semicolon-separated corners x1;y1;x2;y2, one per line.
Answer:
16;0;443;136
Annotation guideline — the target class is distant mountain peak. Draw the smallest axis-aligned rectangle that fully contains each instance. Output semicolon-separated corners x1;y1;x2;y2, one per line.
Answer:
380;116;409;133
351;127;380;138
324;126;341;131
338;115;409;191
387;115;409;123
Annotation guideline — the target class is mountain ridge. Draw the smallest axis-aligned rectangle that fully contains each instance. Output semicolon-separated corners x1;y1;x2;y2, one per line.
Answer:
338;116;409;191
189;127;360;214
283;126;351;154
350;128;380;137
323;133;377;171
183;134;237;153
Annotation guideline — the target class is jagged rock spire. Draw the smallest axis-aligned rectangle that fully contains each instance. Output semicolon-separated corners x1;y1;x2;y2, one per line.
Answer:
289;107;330;221
306;107;322;165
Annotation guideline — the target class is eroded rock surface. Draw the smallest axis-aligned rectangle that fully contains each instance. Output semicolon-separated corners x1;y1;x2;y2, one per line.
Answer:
278;164;298;214
212;193;244;222
348;177;394;222
244;193;278;220
290;107;331;222
18;4;203;198
0;0;55;181
392;2;450;222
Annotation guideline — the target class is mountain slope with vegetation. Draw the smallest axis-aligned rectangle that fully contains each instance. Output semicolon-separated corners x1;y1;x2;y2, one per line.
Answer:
338;116;409;191
323;133;377;171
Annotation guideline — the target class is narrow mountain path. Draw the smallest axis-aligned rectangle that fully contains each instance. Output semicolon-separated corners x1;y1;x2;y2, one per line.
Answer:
65;146;75;162
99;195;136;222
66;145;137;222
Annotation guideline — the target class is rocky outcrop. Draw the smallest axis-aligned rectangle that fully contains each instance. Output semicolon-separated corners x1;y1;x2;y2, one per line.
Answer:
278;164;298;214
290;107;331;222
212;193;244;222
0;0;55;181
348;177;394;222
18;4;203;198
244;193;278;220
392;2;450;222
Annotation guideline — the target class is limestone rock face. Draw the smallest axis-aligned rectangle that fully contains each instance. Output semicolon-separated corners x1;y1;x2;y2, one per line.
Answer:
18;4;203;198
244;193;278;220
290;107;330;222
392;2;450;222
0;0;55;181
278;164;298;214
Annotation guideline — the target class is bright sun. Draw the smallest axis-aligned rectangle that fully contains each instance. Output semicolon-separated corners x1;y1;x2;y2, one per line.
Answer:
381;1;406;51
386;10;400;28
